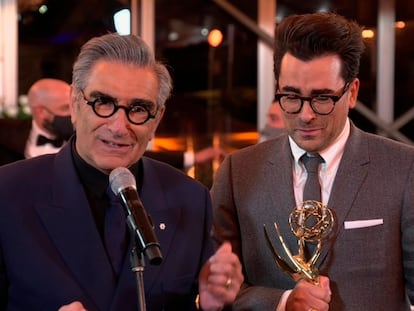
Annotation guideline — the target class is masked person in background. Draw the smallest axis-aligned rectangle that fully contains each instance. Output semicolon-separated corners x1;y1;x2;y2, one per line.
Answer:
24;78;73;158
0;78;73;165
258;100;286;143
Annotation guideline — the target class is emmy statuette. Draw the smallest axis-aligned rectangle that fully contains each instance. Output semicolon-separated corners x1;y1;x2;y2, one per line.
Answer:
264;200;335;284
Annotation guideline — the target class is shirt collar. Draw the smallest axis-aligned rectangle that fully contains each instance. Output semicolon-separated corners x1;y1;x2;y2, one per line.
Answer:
71;136;141;199
289;118;351;169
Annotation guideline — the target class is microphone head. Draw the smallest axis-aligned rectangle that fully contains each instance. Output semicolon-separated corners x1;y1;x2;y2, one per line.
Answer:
109;167;137;195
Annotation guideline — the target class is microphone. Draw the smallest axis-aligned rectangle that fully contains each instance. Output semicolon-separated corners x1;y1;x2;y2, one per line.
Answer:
109;167;162;265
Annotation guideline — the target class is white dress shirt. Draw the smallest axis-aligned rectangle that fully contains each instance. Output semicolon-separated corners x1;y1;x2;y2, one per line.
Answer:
24;120;63;159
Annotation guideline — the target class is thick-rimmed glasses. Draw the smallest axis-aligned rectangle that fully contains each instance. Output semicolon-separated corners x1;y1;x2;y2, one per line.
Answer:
82;92;157;125
274;82;350;115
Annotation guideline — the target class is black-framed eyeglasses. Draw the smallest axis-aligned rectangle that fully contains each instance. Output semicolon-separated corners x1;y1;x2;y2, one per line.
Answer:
82;91;157;125
274;82;350;115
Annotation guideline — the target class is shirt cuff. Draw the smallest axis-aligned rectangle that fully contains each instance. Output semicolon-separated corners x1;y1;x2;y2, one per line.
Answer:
276;290;292;311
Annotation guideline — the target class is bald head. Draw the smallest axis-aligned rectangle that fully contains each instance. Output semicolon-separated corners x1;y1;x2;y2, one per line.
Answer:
259;102;286;142
267;102;285;129
27;78;72;136
28;78;71;110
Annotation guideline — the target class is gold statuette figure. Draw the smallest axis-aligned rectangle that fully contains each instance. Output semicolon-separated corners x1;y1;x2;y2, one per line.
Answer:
264;200;335;284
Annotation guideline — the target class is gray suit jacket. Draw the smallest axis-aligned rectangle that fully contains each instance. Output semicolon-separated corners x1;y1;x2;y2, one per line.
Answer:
211;123;414;310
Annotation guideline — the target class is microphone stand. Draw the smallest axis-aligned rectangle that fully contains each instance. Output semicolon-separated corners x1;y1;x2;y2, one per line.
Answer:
126;215;148;311
125;214;162;311
130;246;147;311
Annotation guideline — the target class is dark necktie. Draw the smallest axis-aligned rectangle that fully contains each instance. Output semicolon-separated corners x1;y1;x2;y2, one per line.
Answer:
300;153;324;259
36;134;64;148
301;153;323;202
104;186;128;275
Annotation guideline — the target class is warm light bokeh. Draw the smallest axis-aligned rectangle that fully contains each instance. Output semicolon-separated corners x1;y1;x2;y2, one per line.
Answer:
207;29;223;47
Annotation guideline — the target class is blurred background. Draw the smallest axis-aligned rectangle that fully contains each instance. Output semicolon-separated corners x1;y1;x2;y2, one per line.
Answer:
1;0;414;186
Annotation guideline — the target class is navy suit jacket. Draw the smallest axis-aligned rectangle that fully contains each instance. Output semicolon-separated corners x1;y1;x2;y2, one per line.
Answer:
0;140;213;310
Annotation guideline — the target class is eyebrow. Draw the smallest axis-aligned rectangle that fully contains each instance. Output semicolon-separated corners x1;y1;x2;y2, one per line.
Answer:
88;90;156;108
279;85;336;95
130;99;156;110
88;90;113;99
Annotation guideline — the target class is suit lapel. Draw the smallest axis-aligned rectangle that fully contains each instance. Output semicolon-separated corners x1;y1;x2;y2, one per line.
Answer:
34;143;116;310
262;137;300;261
137;158;181;292
266;136;297;214
319;125;370;266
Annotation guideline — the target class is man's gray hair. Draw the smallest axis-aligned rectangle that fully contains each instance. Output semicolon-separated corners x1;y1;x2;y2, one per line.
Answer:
72;33;173;109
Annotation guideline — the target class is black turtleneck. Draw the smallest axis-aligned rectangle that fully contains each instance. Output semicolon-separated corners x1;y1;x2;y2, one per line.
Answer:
70;138;140;240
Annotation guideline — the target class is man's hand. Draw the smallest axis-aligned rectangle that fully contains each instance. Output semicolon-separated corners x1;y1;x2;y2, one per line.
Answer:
58;301;88;311
194;147;226;164
198;242;243;311
286;276;331;311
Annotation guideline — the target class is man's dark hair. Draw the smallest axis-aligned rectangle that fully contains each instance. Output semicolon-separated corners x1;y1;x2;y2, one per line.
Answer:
273;12;365;84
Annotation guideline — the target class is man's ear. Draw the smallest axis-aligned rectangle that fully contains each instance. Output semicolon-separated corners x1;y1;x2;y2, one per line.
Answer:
158;105;166;120
348;78;360;109
69;87;78;126
154;105;166;126
149;105;166;141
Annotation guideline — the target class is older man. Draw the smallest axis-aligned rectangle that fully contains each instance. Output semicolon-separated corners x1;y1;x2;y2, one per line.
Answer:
0;33;243;311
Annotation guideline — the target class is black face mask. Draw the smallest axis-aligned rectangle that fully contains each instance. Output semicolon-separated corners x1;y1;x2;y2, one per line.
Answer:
43;116;74;141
